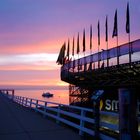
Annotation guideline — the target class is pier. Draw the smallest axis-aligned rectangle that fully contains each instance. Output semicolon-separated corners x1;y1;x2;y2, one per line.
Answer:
0;92;82;140
0;90;124;140
60;39;140;139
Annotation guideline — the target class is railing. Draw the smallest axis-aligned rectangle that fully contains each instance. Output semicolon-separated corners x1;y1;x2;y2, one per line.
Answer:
61;39;140;73
2;92;140;139
3;93;120;140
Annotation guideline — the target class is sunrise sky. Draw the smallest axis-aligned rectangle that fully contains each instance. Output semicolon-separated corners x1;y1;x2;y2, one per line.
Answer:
0;0;140;89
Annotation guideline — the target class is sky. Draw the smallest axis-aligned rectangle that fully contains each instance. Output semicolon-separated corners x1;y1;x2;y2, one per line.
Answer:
0;0;140;89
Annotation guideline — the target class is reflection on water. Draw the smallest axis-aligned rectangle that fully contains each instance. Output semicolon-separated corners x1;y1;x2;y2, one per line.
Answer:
15;89;69;105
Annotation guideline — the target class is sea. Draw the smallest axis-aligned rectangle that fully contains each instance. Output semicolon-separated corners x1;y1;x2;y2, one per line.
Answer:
14;89;69;105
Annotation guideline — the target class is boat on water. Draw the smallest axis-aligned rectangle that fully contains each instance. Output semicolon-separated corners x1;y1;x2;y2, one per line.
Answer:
42;92;53;97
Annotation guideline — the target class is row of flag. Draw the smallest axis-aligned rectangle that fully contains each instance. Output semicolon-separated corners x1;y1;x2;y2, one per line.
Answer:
57;3;130;65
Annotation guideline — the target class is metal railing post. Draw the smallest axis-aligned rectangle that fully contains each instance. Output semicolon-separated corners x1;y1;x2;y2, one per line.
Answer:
56;105;61;124
20;96;22;104
79;110;86;135
22;97;24;106
30;99;32;108
35;100;38;112
43;102;47;118
25;98;28;107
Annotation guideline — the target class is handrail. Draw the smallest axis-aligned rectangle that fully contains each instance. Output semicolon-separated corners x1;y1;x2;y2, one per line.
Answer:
4;93;140;138
62;39;140;70
2;93;121;140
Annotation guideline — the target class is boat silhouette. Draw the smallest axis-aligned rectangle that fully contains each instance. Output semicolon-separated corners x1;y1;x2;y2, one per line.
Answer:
42;92;53;97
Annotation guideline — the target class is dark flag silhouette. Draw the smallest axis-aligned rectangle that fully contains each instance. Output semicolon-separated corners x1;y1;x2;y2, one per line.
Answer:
126;3;130;33
72;38;75;71
105;15;109;66
72;37;74;56
77;33;80;54
77;33;80;71
83;29;86;52
98;21;100;45
112;10;119;65
56;43;66;65
112;10;118;37
126;2;131;63
105;16;108;42
97;21;100;68
90;25;92;50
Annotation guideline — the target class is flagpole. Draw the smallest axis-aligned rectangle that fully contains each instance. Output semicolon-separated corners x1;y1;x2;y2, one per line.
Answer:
117;35;119;66
78;53;79;73
116;10;119;66
90;48;92;70
90;25;92;55
72;37;75;72
90;47;92;71
128;32;131;64
67;39;70;78
73;57;74;73
82;28;86;71
98;21;100;69
90;25;92;70
106;15;109;67
112;10;119;66
106;40;109;67
90;48;92;56
98;44;100;68
77;32;80;73
128;3;131;65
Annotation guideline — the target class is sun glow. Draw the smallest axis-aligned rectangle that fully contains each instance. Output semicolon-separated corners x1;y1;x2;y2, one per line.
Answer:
57;81;69;86
0;53;60;70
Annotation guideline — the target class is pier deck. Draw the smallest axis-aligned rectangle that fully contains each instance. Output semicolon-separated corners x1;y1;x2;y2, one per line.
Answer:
0;94;82;140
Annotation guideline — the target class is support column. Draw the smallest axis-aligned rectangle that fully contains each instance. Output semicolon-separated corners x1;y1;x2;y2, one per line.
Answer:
119;88;137;140
93;101;100;139
92;90;104;139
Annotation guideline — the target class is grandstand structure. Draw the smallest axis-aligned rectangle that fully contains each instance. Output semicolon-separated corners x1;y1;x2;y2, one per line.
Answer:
60;39;140;139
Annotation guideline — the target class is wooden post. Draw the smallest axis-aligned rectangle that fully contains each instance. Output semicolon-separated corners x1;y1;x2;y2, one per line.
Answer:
22;97;24;105
94;101;100;139
19;97;21;103
25;98;28;107
43;102;47;118
30;99;32;108
119;88;137;139
79;110;86;135
35;100;38;112
56;105;61;124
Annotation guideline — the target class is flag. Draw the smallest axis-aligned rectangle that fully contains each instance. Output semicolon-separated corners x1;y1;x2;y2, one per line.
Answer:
98;21;100;45
90;25;92;49
105;16;108;42
112;10;118;37
56;43;66;65
72;37;74;56
83;29;86;52
77;33;80;54
66;39;70;60
126;3;130;33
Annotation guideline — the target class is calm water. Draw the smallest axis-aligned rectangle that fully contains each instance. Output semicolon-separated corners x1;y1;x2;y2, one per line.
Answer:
14;89;69;105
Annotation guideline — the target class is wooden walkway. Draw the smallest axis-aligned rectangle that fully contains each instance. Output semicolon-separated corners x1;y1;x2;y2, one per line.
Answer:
0;94;82;140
